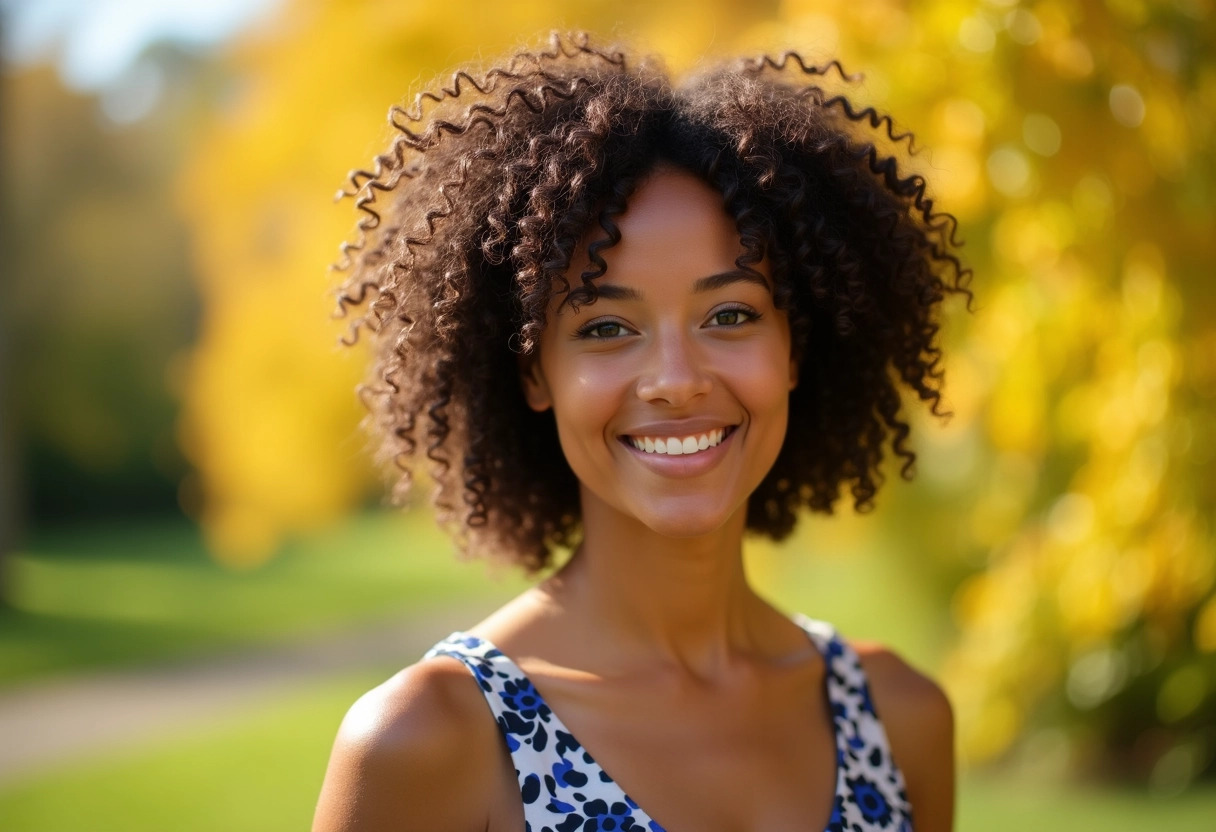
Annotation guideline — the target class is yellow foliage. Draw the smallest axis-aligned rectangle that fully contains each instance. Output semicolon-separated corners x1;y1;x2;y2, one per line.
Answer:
1195;596;1216;653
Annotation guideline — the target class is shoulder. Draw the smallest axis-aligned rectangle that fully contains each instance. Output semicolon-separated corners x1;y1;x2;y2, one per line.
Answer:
850;641;954;742
311;657;504;832
337;657;496;769
851;640;955;832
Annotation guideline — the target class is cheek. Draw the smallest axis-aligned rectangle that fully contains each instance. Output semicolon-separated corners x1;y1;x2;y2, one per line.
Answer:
742;367;793;440
725;336;795;411
739;359;793;481
543;356;630;450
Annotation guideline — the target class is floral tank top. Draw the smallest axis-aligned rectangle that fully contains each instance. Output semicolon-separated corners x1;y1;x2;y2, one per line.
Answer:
424;615;913;831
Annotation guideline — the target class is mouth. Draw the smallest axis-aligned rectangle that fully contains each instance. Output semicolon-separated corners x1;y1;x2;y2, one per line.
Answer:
619;425;738;457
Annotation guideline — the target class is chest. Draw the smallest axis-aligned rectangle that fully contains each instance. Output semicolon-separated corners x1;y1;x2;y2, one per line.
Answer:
490;664;842;832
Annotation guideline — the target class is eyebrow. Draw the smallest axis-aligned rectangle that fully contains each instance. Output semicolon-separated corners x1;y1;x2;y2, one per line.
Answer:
590;269;770;302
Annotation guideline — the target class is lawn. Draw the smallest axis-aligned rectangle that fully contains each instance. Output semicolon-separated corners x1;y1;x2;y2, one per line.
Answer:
0;511;527;684
2;509;944;686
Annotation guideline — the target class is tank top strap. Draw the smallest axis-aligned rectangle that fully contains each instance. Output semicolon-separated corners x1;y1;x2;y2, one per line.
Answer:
424;632;665;832
793;614;915;831
424;633;566;772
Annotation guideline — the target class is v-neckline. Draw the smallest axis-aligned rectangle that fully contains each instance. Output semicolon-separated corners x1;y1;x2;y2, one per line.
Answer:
452;615;847;832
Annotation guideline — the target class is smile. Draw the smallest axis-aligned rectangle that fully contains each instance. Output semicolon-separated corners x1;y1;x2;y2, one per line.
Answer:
623;426;736;456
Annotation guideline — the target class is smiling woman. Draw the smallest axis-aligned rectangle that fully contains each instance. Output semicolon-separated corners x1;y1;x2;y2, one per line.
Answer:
520;170;797;542
314;32;969;832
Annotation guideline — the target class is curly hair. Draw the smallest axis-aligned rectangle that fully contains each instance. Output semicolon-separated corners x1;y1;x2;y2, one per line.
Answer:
334;32;971;572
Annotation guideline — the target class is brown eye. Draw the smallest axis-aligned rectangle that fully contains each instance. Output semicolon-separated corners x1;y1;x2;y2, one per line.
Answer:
591;322;624;338
713;310;742;326
576;319;629;339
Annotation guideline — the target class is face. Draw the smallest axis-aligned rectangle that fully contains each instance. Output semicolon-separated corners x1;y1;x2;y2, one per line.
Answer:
521;168;797;541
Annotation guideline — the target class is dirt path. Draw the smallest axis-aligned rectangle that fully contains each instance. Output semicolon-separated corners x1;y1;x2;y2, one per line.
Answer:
0;602;493;785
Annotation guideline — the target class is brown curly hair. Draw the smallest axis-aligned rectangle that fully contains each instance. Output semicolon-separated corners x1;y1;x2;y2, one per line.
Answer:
334;32;970;572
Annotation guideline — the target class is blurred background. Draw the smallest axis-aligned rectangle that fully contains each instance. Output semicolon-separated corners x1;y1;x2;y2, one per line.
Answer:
1;0;1214;828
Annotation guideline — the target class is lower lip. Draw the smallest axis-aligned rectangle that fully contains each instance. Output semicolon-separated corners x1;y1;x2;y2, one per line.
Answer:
618;429;737;478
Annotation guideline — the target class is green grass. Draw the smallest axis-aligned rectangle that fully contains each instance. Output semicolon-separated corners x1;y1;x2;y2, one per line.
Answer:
2;509;941;687
1;664;1212;832
0;511;527;684
0;667;390;831
956;774;1216;831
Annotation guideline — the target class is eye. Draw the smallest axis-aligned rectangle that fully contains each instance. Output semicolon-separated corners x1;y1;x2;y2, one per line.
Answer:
575;318;631;339
707;305;760;328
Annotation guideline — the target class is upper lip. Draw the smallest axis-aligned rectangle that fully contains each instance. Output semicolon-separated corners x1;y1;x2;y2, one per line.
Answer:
618;419;737;438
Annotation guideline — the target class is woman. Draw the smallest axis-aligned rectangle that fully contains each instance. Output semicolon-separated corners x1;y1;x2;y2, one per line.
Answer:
314;32;967;832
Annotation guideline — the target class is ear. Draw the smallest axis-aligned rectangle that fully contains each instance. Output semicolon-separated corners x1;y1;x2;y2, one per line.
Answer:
788;354;800;391
519;352;553;412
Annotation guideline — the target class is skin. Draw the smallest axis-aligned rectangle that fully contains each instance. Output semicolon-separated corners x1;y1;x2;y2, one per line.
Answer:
313;169;955;832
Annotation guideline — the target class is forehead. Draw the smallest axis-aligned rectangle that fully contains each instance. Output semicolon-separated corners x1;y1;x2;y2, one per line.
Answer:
568;168;750;285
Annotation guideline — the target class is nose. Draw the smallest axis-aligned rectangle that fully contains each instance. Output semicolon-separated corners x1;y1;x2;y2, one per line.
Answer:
634;326;713;406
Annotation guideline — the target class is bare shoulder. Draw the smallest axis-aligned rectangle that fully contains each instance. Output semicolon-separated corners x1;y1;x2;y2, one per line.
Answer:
851;641;955;832
851;641;953;740
311;657;503;832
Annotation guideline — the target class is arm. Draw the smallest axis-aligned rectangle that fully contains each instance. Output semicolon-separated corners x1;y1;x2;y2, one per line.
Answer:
855;643;956;832
312;658;502;832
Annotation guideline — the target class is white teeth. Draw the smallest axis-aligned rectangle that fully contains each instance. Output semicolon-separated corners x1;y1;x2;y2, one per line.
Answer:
628;428;731;455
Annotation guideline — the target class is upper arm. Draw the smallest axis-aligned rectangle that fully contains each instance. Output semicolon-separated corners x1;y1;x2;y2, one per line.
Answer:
311;658;501;832
854;642;955;832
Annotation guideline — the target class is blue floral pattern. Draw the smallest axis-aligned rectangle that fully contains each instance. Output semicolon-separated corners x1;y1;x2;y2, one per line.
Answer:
793;615;915;831
424;615;912;831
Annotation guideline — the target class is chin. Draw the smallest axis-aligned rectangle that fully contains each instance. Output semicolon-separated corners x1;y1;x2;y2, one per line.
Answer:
632;498;743;541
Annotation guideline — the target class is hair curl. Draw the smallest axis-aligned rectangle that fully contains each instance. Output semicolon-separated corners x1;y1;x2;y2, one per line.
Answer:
334;32;971;572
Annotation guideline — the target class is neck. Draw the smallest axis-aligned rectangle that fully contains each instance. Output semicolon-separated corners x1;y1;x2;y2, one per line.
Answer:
541;486;768;679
